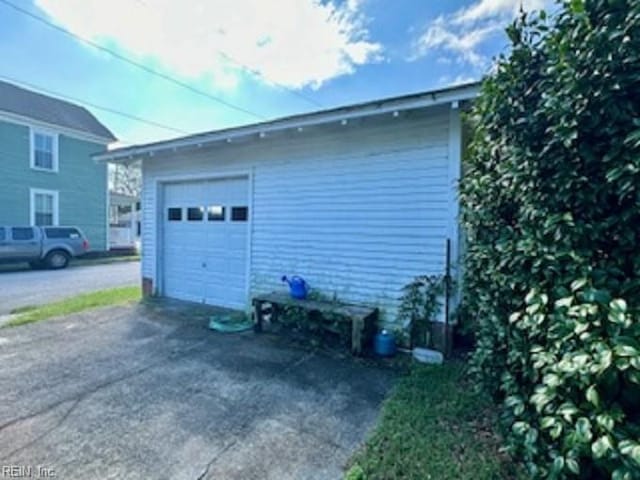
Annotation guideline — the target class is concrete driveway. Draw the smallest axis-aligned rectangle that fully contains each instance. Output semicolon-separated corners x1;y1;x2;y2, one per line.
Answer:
0;262;140;315
0;300;395;479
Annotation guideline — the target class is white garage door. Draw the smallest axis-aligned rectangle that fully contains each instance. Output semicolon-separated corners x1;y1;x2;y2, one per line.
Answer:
162;177;249;309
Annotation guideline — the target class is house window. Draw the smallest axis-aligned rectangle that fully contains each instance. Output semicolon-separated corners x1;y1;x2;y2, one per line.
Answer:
207;205;225;221
231;206;248;222
30;189;59;226
31;130;58;172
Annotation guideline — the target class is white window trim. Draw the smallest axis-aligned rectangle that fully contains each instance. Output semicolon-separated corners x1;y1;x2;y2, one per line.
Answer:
30;188;59;226
30;127;59;173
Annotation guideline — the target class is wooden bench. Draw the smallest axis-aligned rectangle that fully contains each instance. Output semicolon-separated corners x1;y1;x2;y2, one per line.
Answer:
252;292;378;355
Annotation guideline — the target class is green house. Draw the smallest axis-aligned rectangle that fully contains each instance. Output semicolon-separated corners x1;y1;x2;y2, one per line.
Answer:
0;80;116;251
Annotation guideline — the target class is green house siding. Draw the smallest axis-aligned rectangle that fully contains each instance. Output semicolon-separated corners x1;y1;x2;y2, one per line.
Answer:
0;121;29;225
0;119;108;251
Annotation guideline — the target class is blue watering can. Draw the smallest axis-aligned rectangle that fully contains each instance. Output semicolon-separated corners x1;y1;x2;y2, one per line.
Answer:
281;275;309;300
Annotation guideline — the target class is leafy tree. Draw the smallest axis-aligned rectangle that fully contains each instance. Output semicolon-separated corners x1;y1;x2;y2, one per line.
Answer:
109;163;141;197
460;0;640;477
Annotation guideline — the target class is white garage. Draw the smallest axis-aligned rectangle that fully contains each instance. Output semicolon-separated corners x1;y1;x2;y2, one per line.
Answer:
162;177;249;309
96;82;478;329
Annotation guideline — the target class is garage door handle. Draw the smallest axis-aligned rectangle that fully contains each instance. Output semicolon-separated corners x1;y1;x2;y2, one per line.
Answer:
202;262;207;268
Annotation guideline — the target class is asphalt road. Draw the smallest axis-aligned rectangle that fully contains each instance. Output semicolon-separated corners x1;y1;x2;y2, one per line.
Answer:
0;301;394;479
0;261;140;315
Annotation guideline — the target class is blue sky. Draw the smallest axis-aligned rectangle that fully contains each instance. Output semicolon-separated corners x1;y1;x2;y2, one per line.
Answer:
0;0;549;145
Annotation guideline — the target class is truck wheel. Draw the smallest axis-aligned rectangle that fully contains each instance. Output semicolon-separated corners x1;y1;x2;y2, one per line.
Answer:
45;250;70;269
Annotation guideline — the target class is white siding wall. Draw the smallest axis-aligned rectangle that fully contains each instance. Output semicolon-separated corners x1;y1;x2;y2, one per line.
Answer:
141;106;459;326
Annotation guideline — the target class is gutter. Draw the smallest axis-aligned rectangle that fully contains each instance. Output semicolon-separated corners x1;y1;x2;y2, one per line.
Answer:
94;82;480;163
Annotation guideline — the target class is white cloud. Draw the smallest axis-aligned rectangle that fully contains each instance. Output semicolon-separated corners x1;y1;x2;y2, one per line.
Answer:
413;0;551;70
36;0;382;91
452;0;546;25
437;73;479;87
415;16;501;67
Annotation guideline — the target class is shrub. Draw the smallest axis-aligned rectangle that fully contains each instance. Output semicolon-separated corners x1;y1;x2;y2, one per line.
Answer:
460;0;640;478
398;275;446;348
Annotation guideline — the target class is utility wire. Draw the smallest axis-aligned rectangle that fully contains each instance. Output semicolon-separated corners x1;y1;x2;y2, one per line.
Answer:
1;74;189;136
78;0;323;109
123;0;323;108
0;0;268;120
0;74;191;136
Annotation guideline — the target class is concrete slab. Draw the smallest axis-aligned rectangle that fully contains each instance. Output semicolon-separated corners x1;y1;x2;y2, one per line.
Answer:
0;299;396;479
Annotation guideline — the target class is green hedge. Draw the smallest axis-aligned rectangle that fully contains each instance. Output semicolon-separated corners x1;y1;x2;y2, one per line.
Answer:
460;0;640;478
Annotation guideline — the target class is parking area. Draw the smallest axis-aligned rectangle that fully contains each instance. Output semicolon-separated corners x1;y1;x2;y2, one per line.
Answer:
0;300;395;479
0;261;139;315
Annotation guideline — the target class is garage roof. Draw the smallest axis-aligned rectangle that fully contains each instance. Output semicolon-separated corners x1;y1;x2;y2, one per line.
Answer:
95;81;480;163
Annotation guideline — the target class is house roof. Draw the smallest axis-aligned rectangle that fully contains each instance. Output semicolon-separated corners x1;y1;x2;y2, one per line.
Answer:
0;80;117;142
95;81;480;163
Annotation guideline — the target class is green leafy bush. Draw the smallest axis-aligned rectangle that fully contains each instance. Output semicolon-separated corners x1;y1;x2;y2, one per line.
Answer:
460;0;640;478
398;275;446;348
344;464;365;480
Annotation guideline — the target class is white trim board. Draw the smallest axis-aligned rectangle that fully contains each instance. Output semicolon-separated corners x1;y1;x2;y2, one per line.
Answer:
447;106;463;313
105;162;110;250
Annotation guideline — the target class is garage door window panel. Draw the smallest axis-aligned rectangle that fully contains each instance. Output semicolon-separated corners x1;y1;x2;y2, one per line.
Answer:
187;207;204;221
167;208;182;221
207;205;225;221
231;206;248;222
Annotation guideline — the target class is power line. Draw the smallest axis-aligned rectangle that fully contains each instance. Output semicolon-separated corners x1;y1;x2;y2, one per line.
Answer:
0;0;268;121
0;74;191;136
125;0;324;108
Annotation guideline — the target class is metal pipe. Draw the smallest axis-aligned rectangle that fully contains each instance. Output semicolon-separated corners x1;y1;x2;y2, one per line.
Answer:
445;238;451;355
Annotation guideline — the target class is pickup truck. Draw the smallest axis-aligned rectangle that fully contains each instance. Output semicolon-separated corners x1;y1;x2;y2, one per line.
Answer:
0;226;90;269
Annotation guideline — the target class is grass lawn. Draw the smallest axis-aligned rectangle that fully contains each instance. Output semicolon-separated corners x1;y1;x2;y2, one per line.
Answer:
4;286;141;328
346;360;522;480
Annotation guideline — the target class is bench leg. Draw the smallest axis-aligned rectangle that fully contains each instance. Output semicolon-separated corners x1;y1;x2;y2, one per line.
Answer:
351;317;364;356
364;310;378;350
253;301;263;333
